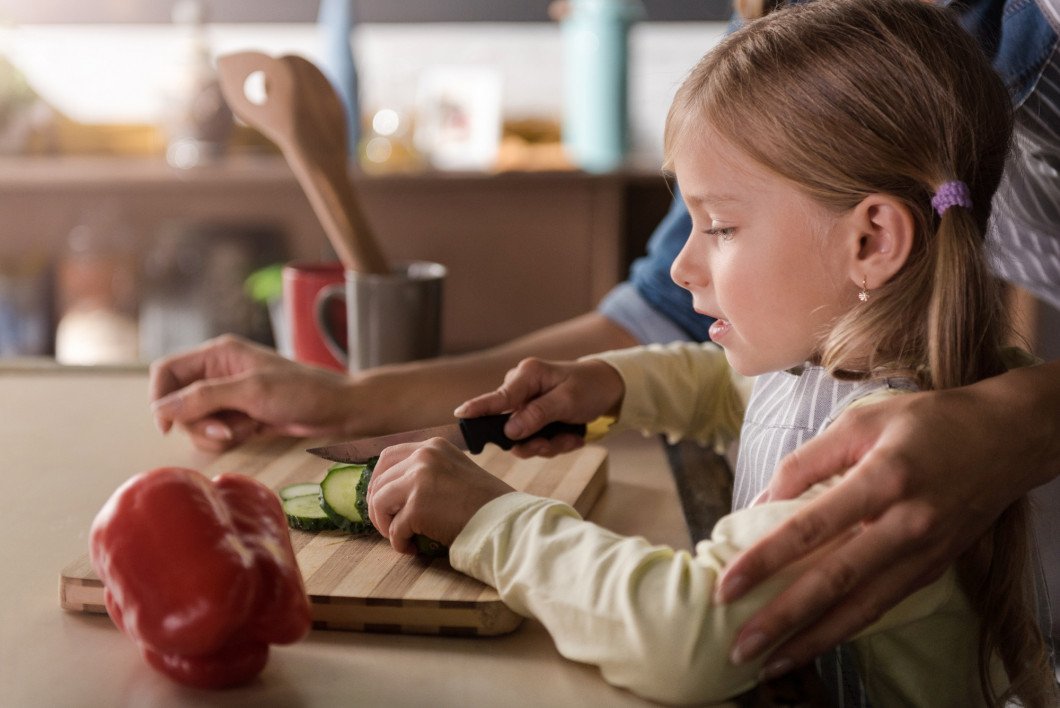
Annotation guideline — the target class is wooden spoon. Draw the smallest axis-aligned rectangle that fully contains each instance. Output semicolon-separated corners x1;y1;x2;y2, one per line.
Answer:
216;51;389;275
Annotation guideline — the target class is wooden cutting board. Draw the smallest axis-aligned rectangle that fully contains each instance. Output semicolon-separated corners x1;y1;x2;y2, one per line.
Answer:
60;435;608;637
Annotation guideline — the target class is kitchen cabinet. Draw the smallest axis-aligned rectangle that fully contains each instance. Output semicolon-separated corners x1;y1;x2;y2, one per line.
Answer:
0;155;673;354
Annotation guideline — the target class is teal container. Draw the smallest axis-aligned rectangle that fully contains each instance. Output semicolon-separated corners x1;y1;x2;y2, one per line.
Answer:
562;0;643;173
317;0;360;156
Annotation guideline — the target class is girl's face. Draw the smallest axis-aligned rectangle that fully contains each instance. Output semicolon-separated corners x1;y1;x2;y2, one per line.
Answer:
671;130;854;376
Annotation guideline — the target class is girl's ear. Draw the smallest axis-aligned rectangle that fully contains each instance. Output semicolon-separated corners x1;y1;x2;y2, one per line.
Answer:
844;194;914;292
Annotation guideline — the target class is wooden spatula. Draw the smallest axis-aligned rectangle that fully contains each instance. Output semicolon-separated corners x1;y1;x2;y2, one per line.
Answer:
216;51;389;275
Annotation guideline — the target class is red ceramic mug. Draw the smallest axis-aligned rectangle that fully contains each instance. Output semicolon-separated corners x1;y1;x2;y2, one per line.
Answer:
281;261;347;371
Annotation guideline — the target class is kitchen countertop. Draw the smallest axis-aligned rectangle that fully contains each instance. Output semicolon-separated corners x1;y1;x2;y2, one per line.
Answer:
0;362;701;707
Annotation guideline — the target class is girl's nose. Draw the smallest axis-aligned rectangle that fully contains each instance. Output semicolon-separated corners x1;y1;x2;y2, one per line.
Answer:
670;235;702;291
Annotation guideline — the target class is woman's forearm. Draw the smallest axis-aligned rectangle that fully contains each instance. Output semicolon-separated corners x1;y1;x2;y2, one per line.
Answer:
343;313;639;435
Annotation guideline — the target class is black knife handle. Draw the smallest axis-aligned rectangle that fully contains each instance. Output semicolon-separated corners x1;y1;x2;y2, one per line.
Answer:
459;414;587;455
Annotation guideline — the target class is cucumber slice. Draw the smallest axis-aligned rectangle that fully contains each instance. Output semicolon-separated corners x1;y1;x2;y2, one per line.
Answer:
282;495;338;532
320;463;373;533
279;482;324;500
414;534;448;558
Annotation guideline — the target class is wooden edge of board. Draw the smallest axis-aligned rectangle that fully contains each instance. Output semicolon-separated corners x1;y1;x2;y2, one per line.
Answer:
57;564;524;636
310;596;524;636
58;441;608;639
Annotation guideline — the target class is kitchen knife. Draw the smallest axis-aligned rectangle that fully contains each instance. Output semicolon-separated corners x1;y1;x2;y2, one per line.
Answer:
306;413;600;464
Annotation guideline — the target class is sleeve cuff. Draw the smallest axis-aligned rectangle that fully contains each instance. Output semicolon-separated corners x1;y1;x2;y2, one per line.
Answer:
450;491;578;584
597;282;691;346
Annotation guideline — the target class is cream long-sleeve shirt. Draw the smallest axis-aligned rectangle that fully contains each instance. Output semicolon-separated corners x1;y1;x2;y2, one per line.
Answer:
449;342;1002;706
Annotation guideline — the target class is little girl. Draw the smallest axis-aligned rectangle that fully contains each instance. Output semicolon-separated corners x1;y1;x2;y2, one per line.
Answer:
366;1;1057;705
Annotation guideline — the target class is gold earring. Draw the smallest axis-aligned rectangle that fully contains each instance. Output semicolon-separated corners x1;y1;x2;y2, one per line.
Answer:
858;276;869;302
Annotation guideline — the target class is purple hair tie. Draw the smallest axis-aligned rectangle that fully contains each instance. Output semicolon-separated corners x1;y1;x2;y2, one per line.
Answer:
931;180;973;217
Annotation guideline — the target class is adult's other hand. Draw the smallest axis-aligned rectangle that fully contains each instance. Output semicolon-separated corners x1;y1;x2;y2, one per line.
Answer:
717;361;1060;678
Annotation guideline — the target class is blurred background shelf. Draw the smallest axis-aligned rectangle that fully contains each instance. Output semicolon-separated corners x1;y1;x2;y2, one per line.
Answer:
0;154;674;357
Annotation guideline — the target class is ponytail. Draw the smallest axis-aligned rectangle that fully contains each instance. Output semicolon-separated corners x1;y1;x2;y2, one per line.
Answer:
926;204;1007;389
931;203;1055;706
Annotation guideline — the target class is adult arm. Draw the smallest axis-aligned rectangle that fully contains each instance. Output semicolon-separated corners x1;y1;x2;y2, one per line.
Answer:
149;313;637;453
149;190;704;453
717;359;1060;678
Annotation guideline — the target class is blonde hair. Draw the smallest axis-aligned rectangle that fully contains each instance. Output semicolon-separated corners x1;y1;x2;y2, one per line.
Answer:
665;1;1055;705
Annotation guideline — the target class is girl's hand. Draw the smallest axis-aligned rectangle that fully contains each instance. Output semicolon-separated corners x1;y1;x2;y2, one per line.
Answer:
454;357;624;458
149;335;357;453
367;438;515;554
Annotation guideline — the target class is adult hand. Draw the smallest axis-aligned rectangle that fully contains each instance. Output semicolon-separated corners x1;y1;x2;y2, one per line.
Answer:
149;335;357;453
717;362;1060;679
367;438;515;554
455;357;624;458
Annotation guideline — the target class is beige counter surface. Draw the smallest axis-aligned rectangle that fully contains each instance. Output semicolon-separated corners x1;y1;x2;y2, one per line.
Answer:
0;364;697;707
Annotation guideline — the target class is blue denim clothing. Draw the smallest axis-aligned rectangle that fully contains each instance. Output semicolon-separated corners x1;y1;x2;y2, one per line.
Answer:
602;186;719;343
955;0;1058;108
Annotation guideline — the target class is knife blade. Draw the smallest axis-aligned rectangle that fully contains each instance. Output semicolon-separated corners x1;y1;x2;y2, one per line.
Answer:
306;414;590;464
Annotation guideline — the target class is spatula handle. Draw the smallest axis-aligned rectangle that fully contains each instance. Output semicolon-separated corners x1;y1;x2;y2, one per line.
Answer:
459;414;587;455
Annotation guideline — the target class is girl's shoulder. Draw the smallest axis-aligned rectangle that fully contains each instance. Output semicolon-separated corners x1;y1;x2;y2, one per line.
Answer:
821;373;920;431
822;346;1038;430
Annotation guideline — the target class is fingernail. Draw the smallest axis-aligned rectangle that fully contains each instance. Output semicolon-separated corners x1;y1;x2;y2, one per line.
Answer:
153;414;170;435
505;419;525;439
760;657;794;682
151;394;180;416
204;423;233;441
731;631;768;666
453;403;469;417
716;573;747;604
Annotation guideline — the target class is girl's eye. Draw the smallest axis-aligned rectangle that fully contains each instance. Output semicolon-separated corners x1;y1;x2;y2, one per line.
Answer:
706;223;736;241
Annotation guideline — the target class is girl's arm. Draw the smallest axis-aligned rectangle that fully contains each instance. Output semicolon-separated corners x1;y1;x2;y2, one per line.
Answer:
457;341;752;457
364;436;829;704
588;341;752;449
449;485;959;705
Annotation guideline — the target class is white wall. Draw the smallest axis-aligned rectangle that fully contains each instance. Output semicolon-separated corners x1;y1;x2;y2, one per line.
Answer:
0;21;726;163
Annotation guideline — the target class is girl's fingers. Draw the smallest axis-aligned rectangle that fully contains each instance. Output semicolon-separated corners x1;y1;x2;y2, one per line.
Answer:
455;389;512;419
385;506;418;555
366;463;406;540
366;444;417;505
510;433;585;459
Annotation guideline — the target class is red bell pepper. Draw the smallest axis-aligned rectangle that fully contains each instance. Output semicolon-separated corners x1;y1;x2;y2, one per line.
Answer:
89;467;312;689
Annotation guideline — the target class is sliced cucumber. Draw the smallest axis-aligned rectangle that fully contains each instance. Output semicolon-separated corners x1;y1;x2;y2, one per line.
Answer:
279;482;324;501
320;462;373;533
282;494;338;532
414;534;448;558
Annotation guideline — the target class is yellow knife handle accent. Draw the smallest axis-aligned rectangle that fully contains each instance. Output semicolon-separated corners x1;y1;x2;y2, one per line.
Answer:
584;416;615;442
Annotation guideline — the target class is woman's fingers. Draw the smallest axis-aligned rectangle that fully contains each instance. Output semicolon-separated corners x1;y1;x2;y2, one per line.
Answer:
719;463;898;604
179;411;261;453
734;509;950;677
